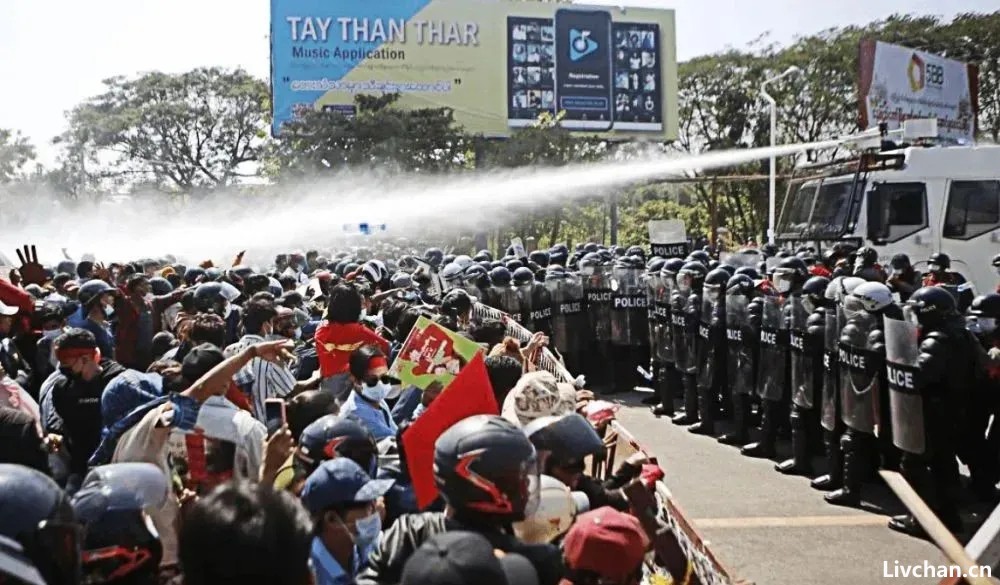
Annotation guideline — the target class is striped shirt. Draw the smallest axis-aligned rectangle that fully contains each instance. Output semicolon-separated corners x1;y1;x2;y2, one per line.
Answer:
224;334;295;422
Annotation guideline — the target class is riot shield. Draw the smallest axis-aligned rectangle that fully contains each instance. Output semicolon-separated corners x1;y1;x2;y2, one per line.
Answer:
611;267;647;347
550;274;586;355
789;296;813;409
696;295;717;390
838;309;879;434
646;272;662;358
517;283;535;331
493;285;522;326
756;295;787;402
548;278;570;353
884;311;923;454
655;276;674;364
530;282;553;337
726;294;754;396
670;290;691;373
681;293;701;375
820;306;841;431
584;266;613;343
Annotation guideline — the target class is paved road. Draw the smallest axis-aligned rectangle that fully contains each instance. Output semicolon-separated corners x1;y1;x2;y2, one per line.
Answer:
612;391;993;585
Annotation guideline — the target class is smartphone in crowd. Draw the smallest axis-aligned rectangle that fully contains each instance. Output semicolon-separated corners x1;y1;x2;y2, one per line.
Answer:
264;398;287;438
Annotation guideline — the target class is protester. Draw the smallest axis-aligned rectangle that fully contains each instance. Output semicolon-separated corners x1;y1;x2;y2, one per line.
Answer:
559;507;650;585
340;345;398;440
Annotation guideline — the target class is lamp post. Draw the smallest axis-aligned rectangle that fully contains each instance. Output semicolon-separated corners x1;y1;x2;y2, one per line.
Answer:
761;66;801;245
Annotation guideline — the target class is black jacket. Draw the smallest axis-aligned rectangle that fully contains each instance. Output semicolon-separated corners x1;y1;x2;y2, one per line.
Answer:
355;512;563;585
0;406;48;473
51;359;127;475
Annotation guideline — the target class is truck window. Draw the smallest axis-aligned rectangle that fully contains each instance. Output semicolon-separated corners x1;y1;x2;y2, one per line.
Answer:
867;182;928;244
943;180;1000;240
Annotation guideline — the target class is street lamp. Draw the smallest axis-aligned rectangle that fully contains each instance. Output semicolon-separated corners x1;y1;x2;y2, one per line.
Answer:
761;66;801;245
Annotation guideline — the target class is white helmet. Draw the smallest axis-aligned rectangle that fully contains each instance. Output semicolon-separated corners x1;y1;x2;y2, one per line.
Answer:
852;281;894;312
512;475;589;544
829;276;866;303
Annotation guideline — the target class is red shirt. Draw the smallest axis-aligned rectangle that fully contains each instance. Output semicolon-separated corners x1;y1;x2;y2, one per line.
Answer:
314;321;390;377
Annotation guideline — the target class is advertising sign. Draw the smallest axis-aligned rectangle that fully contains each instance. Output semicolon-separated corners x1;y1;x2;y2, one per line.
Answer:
859;39;979;142
270;0;677;139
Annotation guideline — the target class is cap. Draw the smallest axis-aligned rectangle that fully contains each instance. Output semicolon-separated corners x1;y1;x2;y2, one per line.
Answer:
181;343;225;383
400;531;537;585
560;507;649;584
0;300;18;316
300;458;394;515
501;371;576;427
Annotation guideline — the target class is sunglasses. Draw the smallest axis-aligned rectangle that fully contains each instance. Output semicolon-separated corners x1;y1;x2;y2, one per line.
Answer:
363;374;395;387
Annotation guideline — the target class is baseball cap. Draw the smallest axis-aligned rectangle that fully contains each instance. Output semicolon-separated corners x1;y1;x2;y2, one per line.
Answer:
560;507;650;585
181;343;225;383
400;531;538;585
0;300;18;316
300;458;394;515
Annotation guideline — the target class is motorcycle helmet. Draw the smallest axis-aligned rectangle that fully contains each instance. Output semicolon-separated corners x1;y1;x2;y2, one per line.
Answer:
512;476;590;545
524;414;605;473
433;415;539;522
297;415;378;477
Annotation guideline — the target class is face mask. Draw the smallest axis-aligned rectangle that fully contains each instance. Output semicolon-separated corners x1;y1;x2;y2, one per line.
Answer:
928;263;941;273
969;317;997;335
223;303;234;319
42;328;64;341
293;327;302;340
707;288;720;303
361;381;392;403
802;296;816;314
775;278;792;294
103;304;115;318
58;365;79;380
351;512;382;551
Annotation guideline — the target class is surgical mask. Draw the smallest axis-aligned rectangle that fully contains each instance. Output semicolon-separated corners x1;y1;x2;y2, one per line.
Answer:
802;296;816;314
775;278;792;294
293;327;302;340
968;317;997;335
361;381;392;403
103;305;115;318
42;328;64;341
928;263;942;272
353;512;382;550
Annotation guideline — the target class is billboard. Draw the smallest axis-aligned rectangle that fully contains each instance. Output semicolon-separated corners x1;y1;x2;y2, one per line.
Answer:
269;0;677;139
859;39;979;142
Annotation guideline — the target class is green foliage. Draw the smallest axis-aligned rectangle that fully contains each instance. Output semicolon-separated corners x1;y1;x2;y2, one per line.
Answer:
0;129;36;183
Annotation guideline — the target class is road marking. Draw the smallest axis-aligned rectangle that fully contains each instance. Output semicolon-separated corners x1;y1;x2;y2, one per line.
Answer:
692;515;890;528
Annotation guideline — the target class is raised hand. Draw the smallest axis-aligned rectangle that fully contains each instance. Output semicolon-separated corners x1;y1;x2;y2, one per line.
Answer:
14;245;47;286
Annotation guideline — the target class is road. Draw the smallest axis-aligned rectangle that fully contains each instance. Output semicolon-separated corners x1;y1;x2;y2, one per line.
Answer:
612;391;994;585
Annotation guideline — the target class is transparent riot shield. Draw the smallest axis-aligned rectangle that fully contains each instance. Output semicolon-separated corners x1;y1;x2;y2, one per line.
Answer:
884;311;924;454
494;285;522;325
530;282;553;337
838;309;879;434
584;265;613;343
670;290;690;373
562;274;587;355
655;275;674;364
820;306;841;431
789;296;813;409
696;295;717;390
757;295;786;401
681;293;701;375
610;267;645;347
646;272;661;357
726;294;754;396
548;277;570;353
517;283;535;331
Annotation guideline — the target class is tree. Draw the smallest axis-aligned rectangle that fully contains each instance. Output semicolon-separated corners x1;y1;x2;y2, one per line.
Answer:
59;67;269;192
0;129;36;183
268;93;472;176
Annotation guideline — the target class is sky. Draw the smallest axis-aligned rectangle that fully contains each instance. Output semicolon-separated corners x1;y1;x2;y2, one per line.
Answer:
0;0;995;166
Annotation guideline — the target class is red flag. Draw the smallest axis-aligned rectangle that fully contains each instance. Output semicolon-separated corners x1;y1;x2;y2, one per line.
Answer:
401;351;498;509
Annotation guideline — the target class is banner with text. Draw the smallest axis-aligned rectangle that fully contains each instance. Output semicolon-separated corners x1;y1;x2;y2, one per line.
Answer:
270;0;677;139
859;39;979;142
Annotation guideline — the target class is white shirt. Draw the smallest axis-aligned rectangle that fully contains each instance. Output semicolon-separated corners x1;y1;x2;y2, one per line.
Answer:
224;334;295;421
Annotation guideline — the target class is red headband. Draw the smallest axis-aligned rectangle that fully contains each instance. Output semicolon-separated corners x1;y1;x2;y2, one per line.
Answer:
368;356;388;371
56;347;100;363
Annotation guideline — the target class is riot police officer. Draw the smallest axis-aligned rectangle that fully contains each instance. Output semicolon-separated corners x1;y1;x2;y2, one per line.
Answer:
643;257;667;406
652;258;686;417
777;275;829;475
609;255;649;393
547;266;587;375
690;268;729;435
672;261;707;426
887;286;972;537
960;293;1000;501
581;253;613;389
718;272;762;445
512;267;537;331
487;266;521;325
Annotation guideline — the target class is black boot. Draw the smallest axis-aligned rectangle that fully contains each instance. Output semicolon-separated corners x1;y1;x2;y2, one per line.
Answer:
811;428;844;490
776;406;813;475
672;374;699;425
886;514;962;539
742;399;777;458
719;393;750;445
690;377;716;435
651;365;675;416
824;430;862;507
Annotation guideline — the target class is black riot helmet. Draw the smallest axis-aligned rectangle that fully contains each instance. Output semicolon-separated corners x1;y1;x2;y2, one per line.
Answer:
528;251;550;268
442;254;457;267
440;263;465;285
490;266;513;287
927;252;951;272
677;261;707;293
802;276;832;312
726;273;755;296
474;250;493;263
148;277;173;296
193;282;228;314
512;266;535;286
970;293;1000;319
703;268;730;302
625;245;646;261
525;414;605;475
78;280;115;311
545;265;568;281
717;263;736;277
433;415;539;523
578;253;601;274
424;248;444;268
505;260;525;272
0;464;83;585
646;257;666;275
906;286;958;327
183;267;205;286
583;242;600;254
661;258;686;277
855;246;878;267
734;266;761;280
772;257;809;295
687;250;711;267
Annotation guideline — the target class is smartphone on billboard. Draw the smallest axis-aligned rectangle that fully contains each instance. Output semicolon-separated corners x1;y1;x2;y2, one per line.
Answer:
506;16;557;128
264;398;287;438
612;22;663;131
554;8;613;131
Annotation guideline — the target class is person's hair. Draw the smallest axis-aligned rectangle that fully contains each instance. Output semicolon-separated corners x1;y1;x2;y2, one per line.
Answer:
485;355;522;406
178;481;312;585
381;300;406;334
470;319;506;348
286;390;339;441
251;291;276;304
395;307;425;342
54;328;97;351
348;345;385;381
180;290;196;312
326;284;363;324
76;261;94;279
243;299;278;335
188;313;227;348
279;275;298;290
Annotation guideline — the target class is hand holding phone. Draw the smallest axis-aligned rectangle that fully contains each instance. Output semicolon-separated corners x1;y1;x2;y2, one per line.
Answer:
264;398;287;438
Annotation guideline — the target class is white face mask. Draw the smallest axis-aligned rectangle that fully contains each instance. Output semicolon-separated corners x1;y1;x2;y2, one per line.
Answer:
775;279;792;293
42;328;64;341
293;327;302;340
928;263;942;273
361;381;392;403
103;304;115;318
